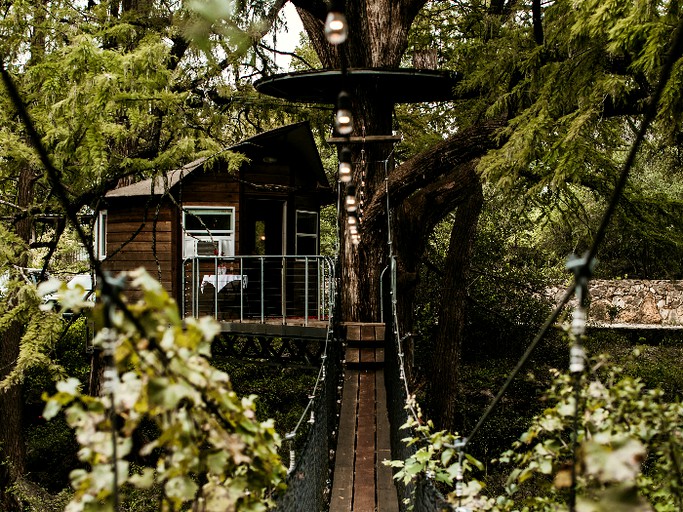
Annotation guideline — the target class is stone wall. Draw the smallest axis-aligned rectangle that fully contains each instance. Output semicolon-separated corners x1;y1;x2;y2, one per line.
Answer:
546;280;683;326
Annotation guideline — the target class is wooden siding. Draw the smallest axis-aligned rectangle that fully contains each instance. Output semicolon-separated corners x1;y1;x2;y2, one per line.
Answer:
102;203;176;301
181;172;241;256
243;163;290;187
102;152;327;309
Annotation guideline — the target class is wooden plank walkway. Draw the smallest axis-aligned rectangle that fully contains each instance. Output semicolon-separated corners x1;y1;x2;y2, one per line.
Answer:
329;323;399;512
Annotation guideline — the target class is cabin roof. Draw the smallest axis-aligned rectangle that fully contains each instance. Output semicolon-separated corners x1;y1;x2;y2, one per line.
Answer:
106;122;329;199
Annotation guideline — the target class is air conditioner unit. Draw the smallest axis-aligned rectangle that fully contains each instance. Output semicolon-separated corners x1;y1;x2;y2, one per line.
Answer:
183;239;196;259
183;237;234;258
219;239;234;257
197;240;219;256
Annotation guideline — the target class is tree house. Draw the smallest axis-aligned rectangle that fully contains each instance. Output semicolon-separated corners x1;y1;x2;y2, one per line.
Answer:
99;122;334;329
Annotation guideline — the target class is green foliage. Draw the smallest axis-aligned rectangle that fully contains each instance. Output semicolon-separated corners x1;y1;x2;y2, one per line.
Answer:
210;350;317;450
43;268;286;511
497;356;683;510
386;405;494;511
393;351;683;511
0;278;67;392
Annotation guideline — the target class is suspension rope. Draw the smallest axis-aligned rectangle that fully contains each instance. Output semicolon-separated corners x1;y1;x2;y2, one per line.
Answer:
283;258;336;474
461;283;576;451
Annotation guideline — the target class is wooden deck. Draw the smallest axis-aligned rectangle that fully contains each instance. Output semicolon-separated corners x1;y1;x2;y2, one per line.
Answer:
329;323;399;512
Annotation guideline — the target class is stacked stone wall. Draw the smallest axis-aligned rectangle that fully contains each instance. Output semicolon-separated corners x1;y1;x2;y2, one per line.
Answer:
546;280;683;326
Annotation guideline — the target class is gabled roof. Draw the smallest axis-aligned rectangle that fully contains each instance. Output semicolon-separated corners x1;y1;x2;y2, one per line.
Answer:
105;158;206;198
105;122;329;199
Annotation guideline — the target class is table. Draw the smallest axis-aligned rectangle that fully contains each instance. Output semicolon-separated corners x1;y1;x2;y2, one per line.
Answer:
200;274;247;293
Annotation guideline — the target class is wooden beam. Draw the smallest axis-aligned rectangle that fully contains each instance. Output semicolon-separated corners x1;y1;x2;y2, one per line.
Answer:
327;135;403;144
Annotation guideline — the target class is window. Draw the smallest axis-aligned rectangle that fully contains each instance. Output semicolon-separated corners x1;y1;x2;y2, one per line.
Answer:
295;210;318;256
94;210;107;260
183;207;235;258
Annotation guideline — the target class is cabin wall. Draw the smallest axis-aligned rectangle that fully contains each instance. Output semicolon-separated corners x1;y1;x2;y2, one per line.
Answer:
102;200;176;301
102;147;329;316
180;169;241;255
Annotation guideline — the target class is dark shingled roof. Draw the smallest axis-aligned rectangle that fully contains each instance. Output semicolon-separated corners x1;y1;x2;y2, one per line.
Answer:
106;122;328;198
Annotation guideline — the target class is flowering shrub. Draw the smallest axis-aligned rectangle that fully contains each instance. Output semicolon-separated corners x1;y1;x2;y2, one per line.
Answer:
392;354;683;511
42;269;286;511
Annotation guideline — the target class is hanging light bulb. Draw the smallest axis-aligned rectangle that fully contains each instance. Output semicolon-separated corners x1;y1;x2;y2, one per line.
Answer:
344;185;357;212
349;226;360;245
338;147;352;183
335;91;353;135
324;0;348;45
347;212;358;226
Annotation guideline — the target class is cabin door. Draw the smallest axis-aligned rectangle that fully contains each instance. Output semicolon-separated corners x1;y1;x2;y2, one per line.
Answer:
243;199;286;317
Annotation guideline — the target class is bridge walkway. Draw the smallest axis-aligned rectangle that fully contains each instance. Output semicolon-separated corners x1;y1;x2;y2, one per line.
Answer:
329;323;399;512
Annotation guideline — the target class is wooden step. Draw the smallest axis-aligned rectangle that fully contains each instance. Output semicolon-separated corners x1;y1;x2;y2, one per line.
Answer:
344;323;386;345
345;346;385;368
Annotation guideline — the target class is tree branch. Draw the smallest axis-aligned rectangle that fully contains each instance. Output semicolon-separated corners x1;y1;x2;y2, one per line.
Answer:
364;117;504;227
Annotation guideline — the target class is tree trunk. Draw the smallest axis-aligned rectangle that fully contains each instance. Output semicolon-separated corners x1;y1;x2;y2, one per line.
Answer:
430;180;483;431
298;2;418;322
294;1;499;430
0;165;35;510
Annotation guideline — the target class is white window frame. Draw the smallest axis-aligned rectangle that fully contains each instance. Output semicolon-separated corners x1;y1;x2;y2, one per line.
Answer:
182;206;235;258
295;210;318;256
94;210;107;260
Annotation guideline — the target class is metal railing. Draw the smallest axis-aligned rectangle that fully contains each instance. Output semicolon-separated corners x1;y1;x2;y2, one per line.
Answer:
182;255;335;326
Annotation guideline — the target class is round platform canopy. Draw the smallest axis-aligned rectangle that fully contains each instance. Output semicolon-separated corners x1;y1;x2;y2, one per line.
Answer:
254;68;460;105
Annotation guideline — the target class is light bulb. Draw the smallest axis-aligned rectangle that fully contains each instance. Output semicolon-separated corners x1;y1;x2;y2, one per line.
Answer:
345;186;357;212
335;91;353;135
325;11;348;45
338;147;352;182
335;109;353;135
339;161;352;182
347;213;358;226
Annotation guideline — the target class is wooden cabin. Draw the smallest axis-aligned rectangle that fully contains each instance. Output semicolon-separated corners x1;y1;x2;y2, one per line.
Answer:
98;122;334;325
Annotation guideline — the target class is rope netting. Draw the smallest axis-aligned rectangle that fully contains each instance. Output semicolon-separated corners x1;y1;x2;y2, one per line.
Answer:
275;270;342;511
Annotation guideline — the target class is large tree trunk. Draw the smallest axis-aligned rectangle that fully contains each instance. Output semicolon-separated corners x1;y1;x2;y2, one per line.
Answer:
298;3;418;322
295;1;499;429
0;165;36;510
0;6;45;505
430;180;484;431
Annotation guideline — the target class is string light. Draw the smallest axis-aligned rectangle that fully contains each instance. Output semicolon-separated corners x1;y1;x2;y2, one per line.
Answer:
338;147;352;183
324;0;348;45
344;185;357;212
335;91;353;135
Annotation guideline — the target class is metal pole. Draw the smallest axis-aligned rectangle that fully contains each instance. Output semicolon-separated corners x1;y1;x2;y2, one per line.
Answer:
304;256;309;326
239;257;244;322
260;257;265;323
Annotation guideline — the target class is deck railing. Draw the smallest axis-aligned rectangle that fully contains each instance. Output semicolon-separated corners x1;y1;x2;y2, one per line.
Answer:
182;255;335;326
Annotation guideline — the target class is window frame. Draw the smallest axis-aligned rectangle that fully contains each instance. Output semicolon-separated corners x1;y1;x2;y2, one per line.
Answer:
182;206;236;258
94;210;107;260
295;210;319;256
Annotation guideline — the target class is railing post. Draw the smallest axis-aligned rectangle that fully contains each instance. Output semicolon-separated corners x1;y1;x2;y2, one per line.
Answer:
193;258;198;317
317;258;322;321
239;257;244;322
260;257;265;323
281;256;286;325
213;256;218;320
304;256;309;327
